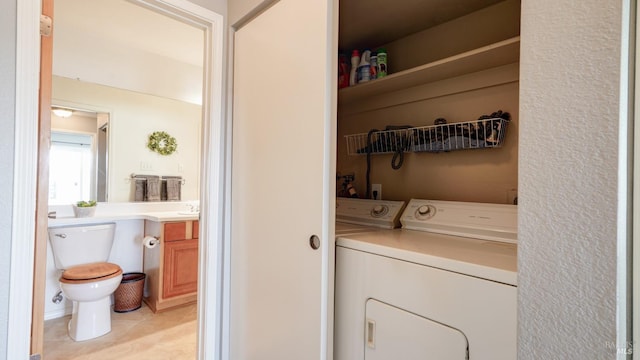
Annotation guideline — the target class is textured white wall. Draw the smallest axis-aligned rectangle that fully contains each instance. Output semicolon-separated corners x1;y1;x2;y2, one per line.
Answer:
519;0;622;358
0;1;16;355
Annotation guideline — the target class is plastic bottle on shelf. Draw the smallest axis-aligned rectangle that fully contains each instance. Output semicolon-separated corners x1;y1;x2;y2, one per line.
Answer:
346;182;358;198
349;50;360;86
357;50;371;83
370;52;378;80
377;48;387;77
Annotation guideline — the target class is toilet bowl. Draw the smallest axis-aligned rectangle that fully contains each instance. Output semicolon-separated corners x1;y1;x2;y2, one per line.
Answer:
48;223;123;341
59;262;123;341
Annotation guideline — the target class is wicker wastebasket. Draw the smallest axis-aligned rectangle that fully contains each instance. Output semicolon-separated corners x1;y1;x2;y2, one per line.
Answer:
114;272;146;313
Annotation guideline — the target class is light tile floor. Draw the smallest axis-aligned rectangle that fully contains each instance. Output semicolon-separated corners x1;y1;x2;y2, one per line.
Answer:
43;303;197;360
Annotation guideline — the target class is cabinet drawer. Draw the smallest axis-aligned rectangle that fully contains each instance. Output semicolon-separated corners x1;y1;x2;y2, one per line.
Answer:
192;220;199;239
164;222;186;242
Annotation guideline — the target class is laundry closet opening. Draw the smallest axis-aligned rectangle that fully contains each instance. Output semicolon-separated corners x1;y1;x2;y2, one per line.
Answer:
336;0;520;204
333;1;520;359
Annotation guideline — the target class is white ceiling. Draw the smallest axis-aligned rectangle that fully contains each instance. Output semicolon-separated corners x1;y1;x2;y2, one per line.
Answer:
53;0;204;104
55;0;203;66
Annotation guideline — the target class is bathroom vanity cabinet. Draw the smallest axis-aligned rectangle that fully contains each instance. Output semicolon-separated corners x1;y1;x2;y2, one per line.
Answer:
143;220;199;313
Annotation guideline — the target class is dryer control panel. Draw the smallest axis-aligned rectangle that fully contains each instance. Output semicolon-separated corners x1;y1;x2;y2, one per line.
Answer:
336;198;406;229
401;199;517;243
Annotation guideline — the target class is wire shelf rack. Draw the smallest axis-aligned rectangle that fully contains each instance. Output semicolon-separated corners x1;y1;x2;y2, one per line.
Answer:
345;117;510;155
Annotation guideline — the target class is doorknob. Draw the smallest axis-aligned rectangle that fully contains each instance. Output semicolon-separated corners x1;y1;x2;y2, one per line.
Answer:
309;235;320;250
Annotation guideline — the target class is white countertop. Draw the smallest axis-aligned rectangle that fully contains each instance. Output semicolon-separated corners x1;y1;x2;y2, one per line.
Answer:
47;202;200;226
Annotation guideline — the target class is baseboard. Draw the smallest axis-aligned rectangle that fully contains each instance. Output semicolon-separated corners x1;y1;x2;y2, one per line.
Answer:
44;307;71;321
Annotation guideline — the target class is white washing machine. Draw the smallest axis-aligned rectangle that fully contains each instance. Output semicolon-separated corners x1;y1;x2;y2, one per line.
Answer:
335;197;406;236
335;199;517;360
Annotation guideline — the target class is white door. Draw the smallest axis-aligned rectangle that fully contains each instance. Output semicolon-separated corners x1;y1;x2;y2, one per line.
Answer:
231;0;336;359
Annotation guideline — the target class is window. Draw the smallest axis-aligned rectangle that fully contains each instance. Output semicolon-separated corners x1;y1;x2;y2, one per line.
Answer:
49;132;94;204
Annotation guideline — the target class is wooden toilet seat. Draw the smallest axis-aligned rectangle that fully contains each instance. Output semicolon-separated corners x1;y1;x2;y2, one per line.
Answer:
60;262;123;284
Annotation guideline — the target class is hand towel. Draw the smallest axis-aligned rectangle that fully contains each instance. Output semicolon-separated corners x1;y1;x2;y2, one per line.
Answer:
165;177;182;201
145;176;161;202
134;179;145;202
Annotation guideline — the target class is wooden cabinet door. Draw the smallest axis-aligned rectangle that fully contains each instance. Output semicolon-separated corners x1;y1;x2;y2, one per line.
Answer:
162;238;199;298
231;0;336;358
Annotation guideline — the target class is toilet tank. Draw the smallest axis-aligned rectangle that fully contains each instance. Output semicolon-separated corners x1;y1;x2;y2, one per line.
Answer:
48;223;116;269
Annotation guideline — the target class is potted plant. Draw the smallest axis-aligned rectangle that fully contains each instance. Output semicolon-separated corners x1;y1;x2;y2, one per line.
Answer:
73;200;97;218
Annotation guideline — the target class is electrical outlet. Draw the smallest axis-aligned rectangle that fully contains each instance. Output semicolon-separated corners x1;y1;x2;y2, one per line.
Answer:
507;189;518;205
371;184;382;200
140;161;152;171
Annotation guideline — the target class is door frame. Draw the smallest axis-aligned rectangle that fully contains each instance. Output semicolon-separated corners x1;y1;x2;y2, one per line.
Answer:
10;0;42;357
11;0;226;358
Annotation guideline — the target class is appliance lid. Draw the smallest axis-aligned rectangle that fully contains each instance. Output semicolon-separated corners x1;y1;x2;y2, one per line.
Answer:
337;229;517;285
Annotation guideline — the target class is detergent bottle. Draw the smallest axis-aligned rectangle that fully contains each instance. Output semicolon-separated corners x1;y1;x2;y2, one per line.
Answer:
377;48;387;77
357;50;371;83
370;52;378;80
349;50;360;86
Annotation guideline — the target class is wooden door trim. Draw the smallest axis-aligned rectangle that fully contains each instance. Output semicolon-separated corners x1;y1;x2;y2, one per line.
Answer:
30;0;53;355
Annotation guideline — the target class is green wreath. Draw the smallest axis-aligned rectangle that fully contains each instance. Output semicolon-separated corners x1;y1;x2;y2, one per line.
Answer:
147;131;177;156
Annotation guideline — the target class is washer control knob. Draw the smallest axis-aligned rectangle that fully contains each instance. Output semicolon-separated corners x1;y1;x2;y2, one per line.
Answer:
371;204;389;217
415;205;436;219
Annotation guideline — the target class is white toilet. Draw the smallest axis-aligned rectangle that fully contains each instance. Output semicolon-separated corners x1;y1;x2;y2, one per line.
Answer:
48;223;123;341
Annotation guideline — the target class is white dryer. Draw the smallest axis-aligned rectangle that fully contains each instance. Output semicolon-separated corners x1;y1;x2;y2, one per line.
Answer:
335;199;517;360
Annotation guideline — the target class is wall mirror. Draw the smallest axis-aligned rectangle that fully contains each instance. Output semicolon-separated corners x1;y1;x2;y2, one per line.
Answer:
50;0;204;204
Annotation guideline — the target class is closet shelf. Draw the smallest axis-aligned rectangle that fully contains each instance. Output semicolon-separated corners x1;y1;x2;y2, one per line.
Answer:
345;117;510;155
338;36;520;105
